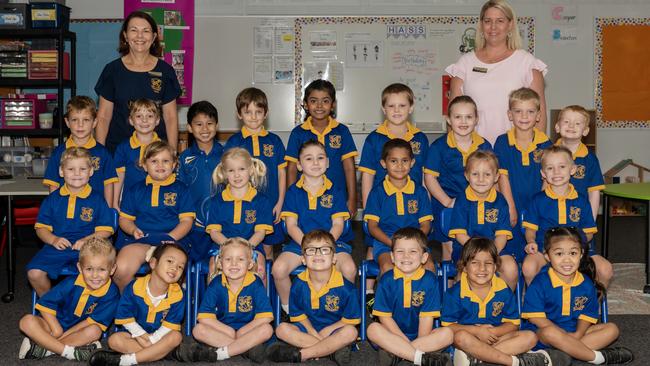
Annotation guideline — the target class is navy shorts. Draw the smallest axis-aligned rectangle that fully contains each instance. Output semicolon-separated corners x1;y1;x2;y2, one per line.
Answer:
116;231;191;253
26;246;79;278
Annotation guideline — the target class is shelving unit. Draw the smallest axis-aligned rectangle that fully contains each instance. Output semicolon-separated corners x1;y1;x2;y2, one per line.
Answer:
0;29;76;145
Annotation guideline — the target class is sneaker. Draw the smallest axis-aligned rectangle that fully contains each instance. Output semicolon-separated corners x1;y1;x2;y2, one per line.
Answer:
243;343;267;364
421;351;452;366
329;346;351;366
366;293;375;314
452;349;480;366
72;342;101;361
88;350;122;366
18;337;47;360
280;309;291;324
377;348;400;366
516;352;547;366
601;346;634;364
533;349;572;366
265;341;301;363
172;343;218;362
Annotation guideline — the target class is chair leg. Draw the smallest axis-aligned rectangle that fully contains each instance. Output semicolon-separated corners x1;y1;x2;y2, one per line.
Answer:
185;262;192;336
360;261;367;342
31;289;37;315
193;261;201;328
601;295;608;323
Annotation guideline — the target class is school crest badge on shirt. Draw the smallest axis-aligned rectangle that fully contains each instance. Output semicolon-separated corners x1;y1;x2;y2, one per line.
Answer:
410;141;421;155
573;296;588;311
569;206;581;222
532;149;544;163
485;208;499;223
150;77;162;94
164;192;177;206
85;302;98;315
492;301;504;317
263;144;274;157
329;135;341;149
80;207;94;222
238;296;253;312
411;291;425;307
407;200;418;214
320;194;333;208
91;157;100;171
574;164;586;179
325;295;340;312
245;210;257;224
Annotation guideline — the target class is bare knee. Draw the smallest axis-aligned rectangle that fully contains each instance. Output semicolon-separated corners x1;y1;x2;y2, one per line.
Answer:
167;330;183;346
192;324;207;341
19;314;37;333
522;258;541;283
366;322;383;340
337;325;358;342
595;258;613;286
453;329;474;349
271;260;290;279
83;324;103;341
537;326;562;345
107;333;122;350
519;330;538;349
275;322;291;340
258;323;274;341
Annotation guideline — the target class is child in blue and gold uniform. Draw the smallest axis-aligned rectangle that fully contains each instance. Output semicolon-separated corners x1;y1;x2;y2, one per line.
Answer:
204;148;273;282
494;88;552;262
90;243;187;366
176;237;273;363
367;228;453;366
112;98;162;207
225;87;287;257
521;227;633;365
272;140;356;316
177;100;223;261
28;147;115;296
448;150;517;289
364;138;434;275
268;230;360;365
114;141;194;290
19;237;119;362
424;96;491;261
43;96;117;205
442;237;564;366
285;79;358;215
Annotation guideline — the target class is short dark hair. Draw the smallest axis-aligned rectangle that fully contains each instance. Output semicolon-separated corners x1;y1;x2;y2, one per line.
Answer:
149;242;188;284
298;139;326;157
447;95;478;117
381;138;414;161
457;237;500;274
236;87;268;114
382;83;414;106
119;11;161;57
301;229;336;250
391;227;428;252
187;101;218;125
302;79;336;120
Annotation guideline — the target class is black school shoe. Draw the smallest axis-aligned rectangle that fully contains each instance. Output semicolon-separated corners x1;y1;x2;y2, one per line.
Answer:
88;350;122;366
243;343;267;364
266;341;301;363
377;348;400;366
421;351;451;366
601;346;634;364
329;346;352;366
18;337;48;360
533;349;572;366
171;342;218;362
72;341;102;361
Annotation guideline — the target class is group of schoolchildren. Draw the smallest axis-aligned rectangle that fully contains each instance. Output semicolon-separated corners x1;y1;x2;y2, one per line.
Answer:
15;79;634;366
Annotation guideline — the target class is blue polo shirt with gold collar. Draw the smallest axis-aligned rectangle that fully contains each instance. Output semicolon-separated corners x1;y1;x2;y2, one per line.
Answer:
522;184;597;245
197;271;273;330
285;117;358;195
177;141;224;209
119;174;195;237
358;121;429;187
114;132;162;190
225;127;287;206
441;272;520;327
114;274;186;333
556;139;605;198
372;266;441;340
281;175;352;245
289;268;360;332
43;136;118;196
522;268;599;334
36;274;119;332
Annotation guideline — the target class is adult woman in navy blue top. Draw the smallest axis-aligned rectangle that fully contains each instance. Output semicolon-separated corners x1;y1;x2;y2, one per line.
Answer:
95;11;181;152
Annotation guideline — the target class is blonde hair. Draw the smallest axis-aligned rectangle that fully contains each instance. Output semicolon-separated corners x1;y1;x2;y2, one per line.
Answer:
129;98;160;119
60;147;92;169
508;87;540;110
216;237;257;274
79;236;116;266
540;145;573;168
465;150;499;173
475;0;522;50
212;147;267;190
66;96;97;119
557;105;590;126
140;140;177;168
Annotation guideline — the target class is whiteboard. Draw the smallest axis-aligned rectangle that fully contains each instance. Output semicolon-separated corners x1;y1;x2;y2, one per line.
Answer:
294;16;536;133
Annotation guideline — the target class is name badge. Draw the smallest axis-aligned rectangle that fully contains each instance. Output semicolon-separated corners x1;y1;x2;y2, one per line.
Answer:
472;67;488;73
148;71;163;77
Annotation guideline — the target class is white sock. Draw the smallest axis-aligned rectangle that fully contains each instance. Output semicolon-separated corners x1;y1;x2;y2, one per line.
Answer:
61;345;75;360
216;346;230;361
511;355;520;366
281;304;289;314
366;288;374;295
589;351;605;365
45;350;54;357
119;353;137;366
413;349;424;366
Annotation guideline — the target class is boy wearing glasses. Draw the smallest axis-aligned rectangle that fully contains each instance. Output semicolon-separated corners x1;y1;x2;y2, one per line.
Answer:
267;230;360;366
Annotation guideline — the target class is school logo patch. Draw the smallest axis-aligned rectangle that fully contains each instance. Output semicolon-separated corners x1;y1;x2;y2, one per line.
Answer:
574;164;586;179
85;302;98;315
485;208;499;223
184;156;196;165
407;200;418;214
411;291;425;307
492;301;504;317
80;207;94;222
320;194;333;208
410;141;421;155
245;210;257;224
238;296;253;312
150;78;162;93
90;156;100;171
164;192;177;206
573;296;588;311
532;149;544;164
325;295;340;312
569;206;581;222
161;309;169;321
329;135;342;149
263;144;274;157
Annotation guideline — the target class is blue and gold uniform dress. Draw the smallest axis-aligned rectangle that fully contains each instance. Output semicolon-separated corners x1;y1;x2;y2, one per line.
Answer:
424;132;492;242
27;184;115;278
113;132;161;191
363;176;433;258
372;266;441;340
35;274;120;332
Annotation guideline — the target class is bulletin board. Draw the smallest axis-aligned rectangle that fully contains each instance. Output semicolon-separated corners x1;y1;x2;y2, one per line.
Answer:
594;18;650;128
294;16;536;132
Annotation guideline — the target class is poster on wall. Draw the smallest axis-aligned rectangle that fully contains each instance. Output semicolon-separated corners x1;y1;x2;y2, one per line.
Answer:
124;0;194;105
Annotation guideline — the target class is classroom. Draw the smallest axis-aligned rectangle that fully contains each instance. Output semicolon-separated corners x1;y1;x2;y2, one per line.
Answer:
1;0;649;365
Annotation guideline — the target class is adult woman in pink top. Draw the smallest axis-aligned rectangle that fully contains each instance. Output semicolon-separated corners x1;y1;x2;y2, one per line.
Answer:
446;0;548;145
